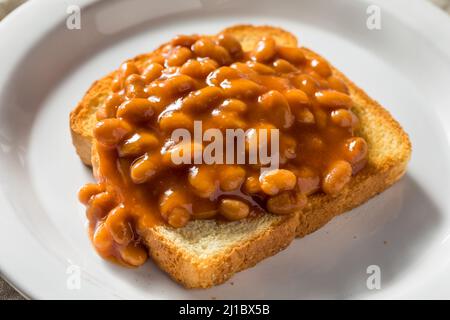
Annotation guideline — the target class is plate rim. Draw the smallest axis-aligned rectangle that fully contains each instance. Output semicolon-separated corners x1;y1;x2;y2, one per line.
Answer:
0;0;449;299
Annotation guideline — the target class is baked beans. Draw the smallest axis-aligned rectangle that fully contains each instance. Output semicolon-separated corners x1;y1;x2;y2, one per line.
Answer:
180;58;218;79
86;191;115;221
210;110;246;130
94;118;133;148
188;165;217;198
182;86;224;112
171;34;199;47
192;38;231;65
80;32;368;267
130;153;161;184
322;160;352;195
216;33;243;57
142;62;164;83
116;98;155;123
119;61;139;83
222;79;263;99
309;57;332;78
343;137;368;165
280;134;297;164
118;132;159;157
163;74;197;96
167;207;191;228
315;90;352;108
124;74;147;99
96;93;124;120
292;74;320;96
277;46;305;64
251;37;277;62
159;111;193;132
246;61;275;75
258;90;295;129
119;244;148;267
330;109;358;128
159;189;189;218
267;191;306;215
161;140;203;167
219;199;250;221
206;66;240;86
283;89;314;124
105;206;133;245
327;76;349;94
78;183;104;205
219;165;246;191
293;166;320;195
260;169;297;196
93;223;113;252
243;175;261;194
166;46;193;67
219;99;247;113
273;59;297;73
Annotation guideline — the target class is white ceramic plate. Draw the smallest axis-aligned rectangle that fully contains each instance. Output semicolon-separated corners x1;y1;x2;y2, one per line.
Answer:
1;0;450;299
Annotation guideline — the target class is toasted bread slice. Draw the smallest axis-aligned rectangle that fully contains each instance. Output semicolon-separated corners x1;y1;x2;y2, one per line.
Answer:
70;25;411;288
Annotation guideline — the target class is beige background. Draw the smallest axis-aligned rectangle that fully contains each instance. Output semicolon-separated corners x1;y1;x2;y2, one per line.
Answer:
0;0;449;300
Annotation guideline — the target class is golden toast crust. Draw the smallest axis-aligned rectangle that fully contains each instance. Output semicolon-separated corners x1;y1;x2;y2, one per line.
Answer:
144;212;298;288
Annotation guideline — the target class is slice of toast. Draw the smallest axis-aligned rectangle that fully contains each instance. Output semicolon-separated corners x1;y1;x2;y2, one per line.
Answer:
70;25;411;288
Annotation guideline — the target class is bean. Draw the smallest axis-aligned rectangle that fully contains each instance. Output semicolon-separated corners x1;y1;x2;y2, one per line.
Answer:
251;37;277;62
116;98;155;123
267;191;306;215
315;90;352;108
130;153;160;184
118;132;159;158
259;169;297;196
216;33;243;57
105;206;133;245
94;118;133;148
78;183;104;205
219;165;246;191
119;243;148;267
343;137;368;165
219;199;250;221
277;46;305;64
322;160;352;195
